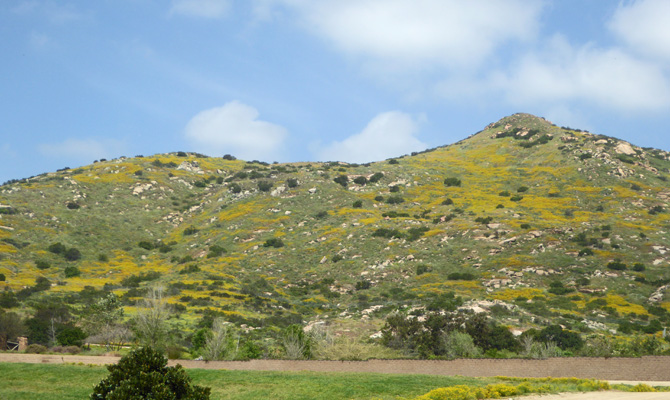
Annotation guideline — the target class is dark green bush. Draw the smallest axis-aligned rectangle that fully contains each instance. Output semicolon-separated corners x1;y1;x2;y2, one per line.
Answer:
207;245;226;258
517;186;528;193
520;223;531;229
286;178;298;188
510;194;523;201
578;248;594;256
353;176;368;185
138;241;155;250
64;248;81;261
90;347;210;400
315;211;328;219
607;260;627;271
333;175;348;187
257;181;273;192
416;264;430;275
372;228;404;239
25;344;48;354
57;326;86;347
352;200;363;208
0;273;4;282
193;180;207;188
355;280;371;290
229;183;242;194
388;159;399;165
441;198;453;205
263;238;284;248
66;202;80;210
389;185;400;193
632;263;646;272
499;190;510;196
443;177;461;187
385;196;404;204
35;260;51;270
374;195;384;202
223;154;236;160
183;226;198;236
331;254;343;263
369;172;384;183
48;242;67;255
63;266;81;278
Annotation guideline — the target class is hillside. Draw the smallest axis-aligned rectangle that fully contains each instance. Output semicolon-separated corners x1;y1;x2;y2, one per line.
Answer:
2;113;670;355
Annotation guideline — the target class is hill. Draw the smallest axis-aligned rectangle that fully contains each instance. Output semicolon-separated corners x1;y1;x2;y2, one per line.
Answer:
1;113;670;357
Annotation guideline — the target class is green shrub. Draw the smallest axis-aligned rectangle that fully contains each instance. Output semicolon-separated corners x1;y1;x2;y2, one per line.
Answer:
48;242;67;255
372;228;404;239
389;185;400;193
0;273;4;282
352;200;363;208
90;347;210;399
138;241;155;250
193;180;207;188
374;195;384;202
66;202;80;210
35;260;51;270
331;254;343;263
257;181;273;192
607;260;627;271
499;190;510;196
286;178;299;188
25;344;48;354
333;175;348;187
517;186;528;192
416;264;430;275
369;172;384;183
183;226;198;236
315;211;328;219
223;154;236;160
520;223;530;229
355;280;371;290
632;263;645;272
510;194;523;201
385;196;404;204
264;238;284;248
207;245;226;258
388;159;399;165
57;326;86;347
229;183;242;193
353;176;368;185
443;177;461;187
63;266;81;278
578;248;594;256
441;198;453;205
98;254;109;262
64;248;81;261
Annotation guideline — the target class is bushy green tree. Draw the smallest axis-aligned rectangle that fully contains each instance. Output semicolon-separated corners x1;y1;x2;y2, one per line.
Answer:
90;347;210;400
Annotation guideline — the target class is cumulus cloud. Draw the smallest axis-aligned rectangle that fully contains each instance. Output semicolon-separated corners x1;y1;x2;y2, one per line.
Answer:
488;35;670;112
38;138;125;161
609;0;670;62
169;0;231;19
184;101;287;161
270;0;542;70
315;111;427;163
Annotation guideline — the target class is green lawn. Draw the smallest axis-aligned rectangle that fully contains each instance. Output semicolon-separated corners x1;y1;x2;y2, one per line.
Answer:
0;363;492;400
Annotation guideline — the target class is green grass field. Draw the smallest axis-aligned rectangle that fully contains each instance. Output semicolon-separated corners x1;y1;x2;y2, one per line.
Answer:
1;362;666;399
0;363;491;400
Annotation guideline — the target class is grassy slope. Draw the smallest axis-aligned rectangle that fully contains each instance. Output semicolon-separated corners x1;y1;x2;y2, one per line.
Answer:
1;113;670;337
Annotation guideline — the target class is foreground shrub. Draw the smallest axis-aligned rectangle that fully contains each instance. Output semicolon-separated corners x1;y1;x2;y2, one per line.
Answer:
90;347;210;399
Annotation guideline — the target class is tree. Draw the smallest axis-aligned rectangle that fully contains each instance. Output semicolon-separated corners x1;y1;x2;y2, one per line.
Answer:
82;293;127;350
90;347;210;400
0;311;25;350
133;287;170;351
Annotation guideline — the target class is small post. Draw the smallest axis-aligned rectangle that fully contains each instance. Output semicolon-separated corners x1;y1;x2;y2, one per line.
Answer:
18;337;28;351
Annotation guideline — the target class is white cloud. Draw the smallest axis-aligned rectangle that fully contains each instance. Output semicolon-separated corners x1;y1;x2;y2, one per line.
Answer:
170;0;231;19
609;0;670;62
39;138;124;161
315;111;427;163
490;35;670;112
184;101;287;161
272;0;542;70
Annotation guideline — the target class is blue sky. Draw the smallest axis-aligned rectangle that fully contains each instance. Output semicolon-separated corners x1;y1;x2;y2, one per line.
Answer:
2;0;670;183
